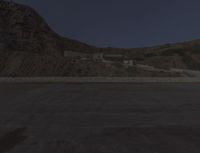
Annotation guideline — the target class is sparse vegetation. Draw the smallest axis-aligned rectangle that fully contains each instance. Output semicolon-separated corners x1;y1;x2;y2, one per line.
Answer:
190;44;200;53
160;48;186;56
134;57;145;61
144;53;157;57
182;54;200;70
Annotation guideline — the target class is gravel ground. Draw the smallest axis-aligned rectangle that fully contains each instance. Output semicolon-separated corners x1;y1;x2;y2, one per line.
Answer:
0;83;200;153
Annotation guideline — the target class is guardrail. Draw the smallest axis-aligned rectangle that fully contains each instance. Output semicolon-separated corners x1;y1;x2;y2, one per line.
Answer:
0;77;200;83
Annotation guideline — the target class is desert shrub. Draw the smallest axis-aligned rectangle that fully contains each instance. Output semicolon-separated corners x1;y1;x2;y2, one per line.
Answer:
190;44;200;53
182;54;200;70
160;48;186;56
8;72;19;77
134;57;144;61
144;53;157;57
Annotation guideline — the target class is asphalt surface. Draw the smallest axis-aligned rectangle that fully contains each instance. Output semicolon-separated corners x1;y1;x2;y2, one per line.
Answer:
0;83;200;153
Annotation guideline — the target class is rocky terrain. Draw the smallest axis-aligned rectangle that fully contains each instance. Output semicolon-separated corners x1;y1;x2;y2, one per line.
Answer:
0;0;95;55
101;40;200;71
0;0;199;77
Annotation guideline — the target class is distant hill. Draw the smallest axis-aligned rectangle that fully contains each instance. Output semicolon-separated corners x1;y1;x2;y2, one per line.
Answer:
0;0;95;55
113;40;200;70
0;0;199;77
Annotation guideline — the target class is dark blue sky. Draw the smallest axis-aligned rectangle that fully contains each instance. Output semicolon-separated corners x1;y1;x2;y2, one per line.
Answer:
15;0;200;48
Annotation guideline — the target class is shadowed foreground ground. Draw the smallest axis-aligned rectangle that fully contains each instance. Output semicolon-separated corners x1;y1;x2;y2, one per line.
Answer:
0;83;200;153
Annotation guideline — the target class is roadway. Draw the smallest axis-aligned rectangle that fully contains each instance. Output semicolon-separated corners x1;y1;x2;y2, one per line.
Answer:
0;83;200;153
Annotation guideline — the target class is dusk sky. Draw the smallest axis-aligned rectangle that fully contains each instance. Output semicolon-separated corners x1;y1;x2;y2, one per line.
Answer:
14;0;200;48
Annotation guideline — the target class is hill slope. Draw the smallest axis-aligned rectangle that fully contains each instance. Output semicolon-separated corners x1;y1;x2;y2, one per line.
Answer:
0;0;95;55
0;0;199;77
100;39;200;71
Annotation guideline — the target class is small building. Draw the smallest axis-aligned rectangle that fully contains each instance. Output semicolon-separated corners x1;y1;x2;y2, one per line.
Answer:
92;53;103;61
123;60;134;67
64;50;105;61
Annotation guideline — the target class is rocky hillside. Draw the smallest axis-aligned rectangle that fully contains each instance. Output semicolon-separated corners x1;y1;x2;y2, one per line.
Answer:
100;39;200;71
0;0;198;77
0;0;95;55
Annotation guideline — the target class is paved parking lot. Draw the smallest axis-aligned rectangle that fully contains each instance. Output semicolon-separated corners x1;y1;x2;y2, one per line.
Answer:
1;83;200;153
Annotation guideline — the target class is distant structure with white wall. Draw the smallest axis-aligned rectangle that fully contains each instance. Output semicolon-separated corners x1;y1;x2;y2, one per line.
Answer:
64;50;104;61
64;50;135;67
123;60;134;67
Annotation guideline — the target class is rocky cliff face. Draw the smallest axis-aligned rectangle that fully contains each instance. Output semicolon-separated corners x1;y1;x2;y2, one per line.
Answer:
0;0;94;55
